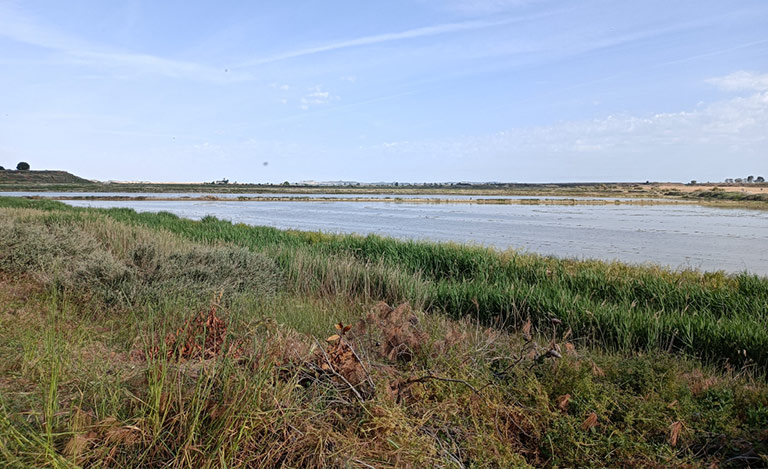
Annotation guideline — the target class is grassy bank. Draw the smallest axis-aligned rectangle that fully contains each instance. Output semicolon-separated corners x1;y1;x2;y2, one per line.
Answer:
1;201;767;467
0;170;95;186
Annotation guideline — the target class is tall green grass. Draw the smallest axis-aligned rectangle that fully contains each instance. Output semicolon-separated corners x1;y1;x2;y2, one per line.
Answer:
1;197;766;369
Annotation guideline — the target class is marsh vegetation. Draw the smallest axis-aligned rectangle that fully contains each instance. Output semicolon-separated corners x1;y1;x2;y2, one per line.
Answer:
1;197;767;467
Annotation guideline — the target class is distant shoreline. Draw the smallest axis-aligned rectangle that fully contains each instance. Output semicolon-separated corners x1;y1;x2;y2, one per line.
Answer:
3;175;767;209
9;191;765;210
24;194;695;207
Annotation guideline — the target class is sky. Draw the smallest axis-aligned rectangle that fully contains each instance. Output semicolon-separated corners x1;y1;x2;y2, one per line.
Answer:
0;0;767;183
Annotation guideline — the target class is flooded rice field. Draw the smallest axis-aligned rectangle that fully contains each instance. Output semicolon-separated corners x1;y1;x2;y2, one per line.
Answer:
38;193;768;276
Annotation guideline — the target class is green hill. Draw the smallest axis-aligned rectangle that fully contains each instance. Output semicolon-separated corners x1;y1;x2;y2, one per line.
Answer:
0;169;95;186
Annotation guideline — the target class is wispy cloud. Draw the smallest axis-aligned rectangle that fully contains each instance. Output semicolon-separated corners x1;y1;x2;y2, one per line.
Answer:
439;0;550;15
0;3;246;82
707;71;768;92
655;40;768;69
240;14;542;67
300;86;339;110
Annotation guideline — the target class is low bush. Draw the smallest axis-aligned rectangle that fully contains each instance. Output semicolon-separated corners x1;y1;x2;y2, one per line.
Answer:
0;210;280;309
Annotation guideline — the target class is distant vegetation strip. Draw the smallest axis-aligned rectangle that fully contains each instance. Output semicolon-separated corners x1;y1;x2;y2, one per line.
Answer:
2;196;767;370
27;194;692;206
0;177;650;195
687;188;768;203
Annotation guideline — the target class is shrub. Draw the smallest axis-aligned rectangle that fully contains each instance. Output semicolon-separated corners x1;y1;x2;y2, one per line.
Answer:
0;211;280;308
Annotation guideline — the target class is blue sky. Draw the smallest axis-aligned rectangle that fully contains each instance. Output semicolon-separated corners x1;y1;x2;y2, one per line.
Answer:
1;0;767;183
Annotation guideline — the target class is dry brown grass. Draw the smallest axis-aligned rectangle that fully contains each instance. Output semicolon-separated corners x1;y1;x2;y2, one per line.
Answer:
654;183;768;194
151;295;242;361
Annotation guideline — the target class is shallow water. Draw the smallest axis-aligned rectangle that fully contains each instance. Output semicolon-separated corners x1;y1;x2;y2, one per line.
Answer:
46;196;768;276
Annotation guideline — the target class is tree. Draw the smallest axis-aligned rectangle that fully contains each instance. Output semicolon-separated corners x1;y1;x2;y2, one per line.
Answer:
0;166;4;170
16;162;30;170
756;176;765;183
689;180;697;185
281;181;290;186
747;175;754;183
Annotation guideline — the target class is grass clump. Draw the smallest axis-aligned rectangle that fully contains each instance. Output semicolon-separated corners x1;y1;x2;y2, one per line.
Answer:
0;208;280;310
